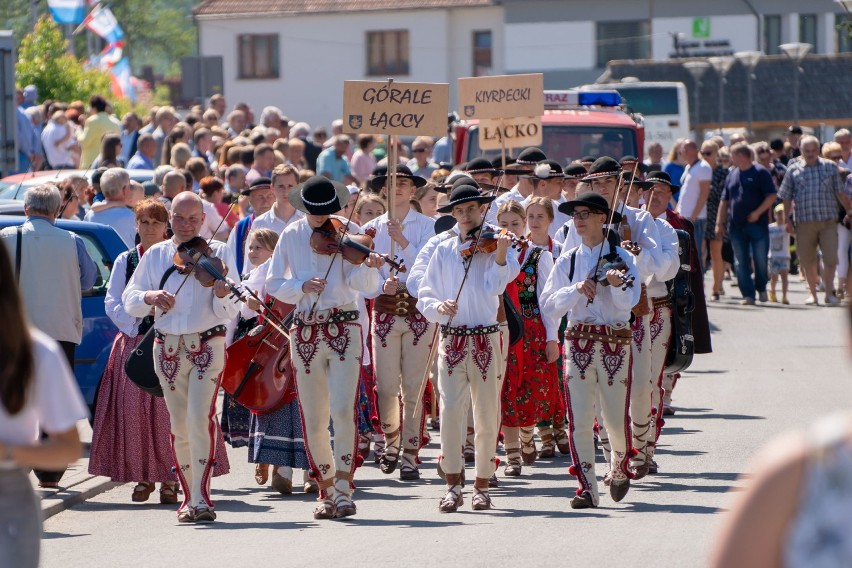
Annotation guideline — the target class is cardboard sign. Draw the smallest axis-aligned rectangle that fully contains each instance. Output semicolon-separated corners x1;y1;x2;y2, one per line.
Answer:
343;80;449;137
478;116;543;150
458;73;544;120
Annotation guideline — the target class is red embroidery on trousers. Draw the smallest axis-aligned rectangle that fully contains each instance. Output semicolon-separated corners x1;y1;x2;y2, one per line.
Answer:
631;317;646;352
569;338;594;380
407;313;429;345
323;322;352;359
444;335;467;375
295;325;319;373
649;308;664;343
600;342;626;386
156;338;180;391
186;341;214;381
471;334;493;380
373;312;395;348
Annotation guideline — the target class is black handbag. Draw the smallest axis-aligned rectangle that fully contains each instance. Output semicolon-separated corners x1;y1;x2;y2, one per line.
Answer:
124;266;176;397
503;292;524;346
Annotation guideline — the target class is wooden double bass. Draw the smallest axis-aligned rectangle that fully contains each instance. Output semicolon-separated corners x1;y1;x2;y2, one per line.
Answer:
221;297;297;414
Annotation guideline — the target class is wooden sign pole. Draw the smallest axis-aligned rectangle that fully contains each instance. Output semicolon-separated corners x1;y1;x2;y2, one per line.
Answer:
386;79;397;262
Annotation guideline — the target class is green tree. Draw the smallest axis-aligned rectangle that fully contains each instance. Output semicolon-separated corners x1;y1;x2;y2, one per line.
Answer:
16;16;114;103
109;0;197;76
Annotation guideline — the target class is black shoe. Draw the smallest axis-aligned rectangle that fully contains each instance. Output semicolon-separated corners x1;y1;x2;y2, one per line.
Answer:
633;464;650;480
399;462;420;481
570;491;596;509
610;479;630;502
662;406;675;416
379;450;400;475
648;459;658;475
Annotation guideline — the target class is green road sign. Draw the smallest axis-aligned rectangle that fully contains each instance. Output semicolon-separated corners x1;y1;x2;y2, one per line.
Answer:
693;17;711;39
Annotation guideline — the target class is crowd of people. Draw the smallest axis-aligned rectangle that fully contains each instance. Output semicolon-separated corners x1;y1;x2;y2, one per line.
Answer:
2;88;851;565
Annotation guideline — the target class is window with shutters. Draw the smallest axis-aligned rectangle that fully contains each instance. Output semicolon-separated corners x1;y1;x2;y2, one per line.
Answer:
238;34;279;79
366;30;410;76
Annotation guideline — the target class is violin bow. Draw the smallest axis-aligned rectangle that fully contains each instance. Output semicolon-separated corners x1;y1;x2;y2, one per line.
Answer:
306;188;364;318
586;161;639;305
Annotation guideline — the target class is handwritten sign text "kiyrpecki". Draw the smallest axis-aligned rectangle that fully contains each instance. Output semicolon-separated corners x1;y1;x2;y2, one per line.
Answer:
343;81;449;137
458;74;544;120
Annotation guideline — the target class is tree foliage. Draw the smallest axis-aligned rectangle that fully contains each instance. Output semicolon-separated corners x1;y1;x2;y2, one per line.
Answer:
16;16;114;103
109;0;197;76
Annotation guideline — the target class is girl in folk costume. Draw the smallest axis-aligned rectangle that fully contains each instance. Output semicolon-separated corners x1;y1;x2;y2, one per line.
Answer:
240;229;317;495
89;200;230;504
524;197;571;459
496;200;562;476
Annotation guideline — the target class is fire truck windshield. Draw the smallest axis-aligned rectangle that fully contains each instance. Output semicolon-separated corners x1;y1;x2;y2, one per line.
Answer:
466;125;638;166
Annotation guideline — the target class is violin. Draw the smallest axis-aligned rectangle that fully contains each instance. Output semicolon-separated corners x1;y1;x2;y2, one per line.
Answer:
309;217;407;273
174;236;230;288
222;297;297;414
593;250;635;291
460;227;529;259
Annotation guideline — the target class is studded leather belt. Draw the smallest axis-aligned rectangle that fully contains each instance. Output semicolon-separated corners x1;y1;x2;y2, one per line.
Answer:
441;324;500;336
154;324;227;341
294;309;359;326
566;323;632;345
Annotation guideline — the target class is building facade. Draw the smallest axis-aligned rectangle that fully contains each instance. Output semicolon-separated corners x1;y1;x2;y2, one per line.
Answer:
194;0;851;129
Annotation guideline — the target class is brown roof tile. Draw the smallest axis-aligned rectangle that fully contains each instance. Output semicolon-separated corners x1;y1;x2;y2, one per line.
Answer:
195;0;494;16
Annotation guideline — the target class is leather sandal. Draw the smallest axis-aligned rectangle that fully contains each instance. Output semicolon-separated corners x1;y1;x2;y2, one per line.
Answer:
358;434;371;460
333;494;357;518
438;486;463;513
471;488;492;510
131;482;155;502
399;455;420;481
488;473;499;488
538;434;555;459
194;506;217;523
313;499;336;520
521;438;538;465
159;482;178;505
271;474;293;495
373;437;386;464
610;478;630;502
555;428;571;455
177;507;196;523
255;463;269;486
504;449;522;477
303;479;319;494
379;441;401;475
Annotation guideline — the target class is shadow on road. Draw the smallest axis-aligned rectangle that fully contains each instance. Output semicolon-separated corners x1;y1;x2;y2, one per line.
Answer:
42;532;91;540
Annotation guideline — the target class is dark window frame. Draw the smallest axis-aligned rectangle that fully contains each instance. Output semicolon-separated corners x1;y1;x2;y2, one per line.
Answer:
238;34;280;80
764;14;782;55
366;30;410;76
837;14;852;53
472;30;493;77
799;13;819;53
596;20;651;68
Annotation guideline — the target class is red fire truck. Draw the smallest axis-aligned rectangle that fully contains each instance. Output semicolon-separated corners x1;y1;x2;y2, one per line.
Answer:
453;89;645;166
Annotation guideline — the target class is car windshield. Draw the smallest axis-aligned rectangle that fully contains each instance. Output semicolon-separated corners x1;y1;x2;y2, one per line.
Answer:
76;231;112;296
466;125;638;166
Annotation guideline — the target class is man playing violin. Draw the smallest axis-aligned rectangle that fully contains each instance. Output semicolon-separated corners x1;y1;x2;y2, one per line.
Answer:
560;157;673;478
363;166;436;481
417;185;520;513
266;175;384;520
542;192;641;509
123;192;240;523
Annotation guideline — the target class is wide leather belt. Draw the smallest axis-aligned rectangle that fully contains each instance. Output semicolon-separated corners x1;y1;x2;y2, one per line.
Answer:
294;309;359;326
374;288;420;317
651;295;671;309
154;324;227;341
441;324;500;336
566;323;632;345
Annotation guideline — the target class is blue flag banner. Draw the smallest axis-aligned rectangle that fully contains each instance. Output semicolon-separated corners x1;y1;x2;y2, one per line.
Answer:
48;0;87;24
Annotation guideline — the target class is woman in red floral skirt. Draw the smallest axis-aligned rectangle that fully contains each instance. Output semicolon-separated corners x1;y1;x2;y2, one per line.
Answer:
496;201;563;477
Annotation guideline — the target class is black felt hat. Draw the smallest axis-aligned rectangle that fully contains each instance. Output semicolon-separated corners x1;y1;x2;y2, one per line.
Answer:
516;147;547;165
465;157;500;175
644;171;680;190
492;156;516;170
242;176;272;196
288;175;350;215
436;184;496;214
521;159;564;180
580;157;621;182
619;155;649;175
369;164;428;192
563;163;588;180
619;172;654;191
558;191;622;223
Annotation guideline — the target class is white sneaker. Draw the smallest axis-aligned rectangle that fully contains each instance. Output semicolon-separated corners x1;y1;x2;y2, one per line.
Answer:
825;294;841;306
805;295;819;306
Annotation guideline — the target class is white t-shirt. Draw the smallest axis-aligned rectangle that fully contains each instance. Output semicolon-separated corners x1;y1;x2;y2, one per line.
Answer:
41;120;77;168
0;328;88;448
676;159;713;220
200;200;225;241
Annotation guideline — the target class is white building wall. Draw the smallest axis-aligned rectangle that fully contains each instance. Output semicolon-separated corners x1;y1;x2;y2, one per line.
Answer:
447;7;505;113
199;9;459;130
503;22;595;71
651;16;760;58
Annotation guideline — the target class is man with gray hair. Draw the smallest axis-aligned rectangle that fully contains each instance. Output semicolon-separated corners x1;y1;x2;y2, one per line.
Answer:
84;168;136;248
834;128;852;170
779;135;851;305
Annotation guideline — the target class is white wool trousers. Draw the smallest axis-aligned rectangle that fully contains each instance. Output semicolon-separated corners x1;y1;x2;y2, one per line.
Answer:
438;329;503;481
647;304;673;450
564;332;632;505
372;312;436;453
290;321;362;498
154;333;225;511
629;314;654;466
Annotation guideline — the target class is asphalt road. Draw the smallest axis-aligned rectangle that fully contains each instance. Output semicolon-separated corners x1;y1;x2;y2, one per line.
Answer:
41;277;851;568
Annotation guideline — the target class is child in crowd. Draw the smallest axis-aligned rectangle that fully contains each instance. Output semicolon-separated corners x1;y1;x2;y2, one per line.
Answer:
768;204;790;304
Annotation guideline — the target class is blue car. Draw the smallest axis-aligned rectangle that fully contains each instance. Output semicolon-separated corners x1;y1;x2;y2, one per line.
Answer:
0;216;127;412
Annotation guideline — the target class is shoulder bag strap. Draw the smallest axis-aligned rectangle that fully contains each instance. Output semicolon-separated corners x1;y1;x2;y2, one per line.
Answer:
158;265;178;290
15;225;23;284
568;248;577;281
